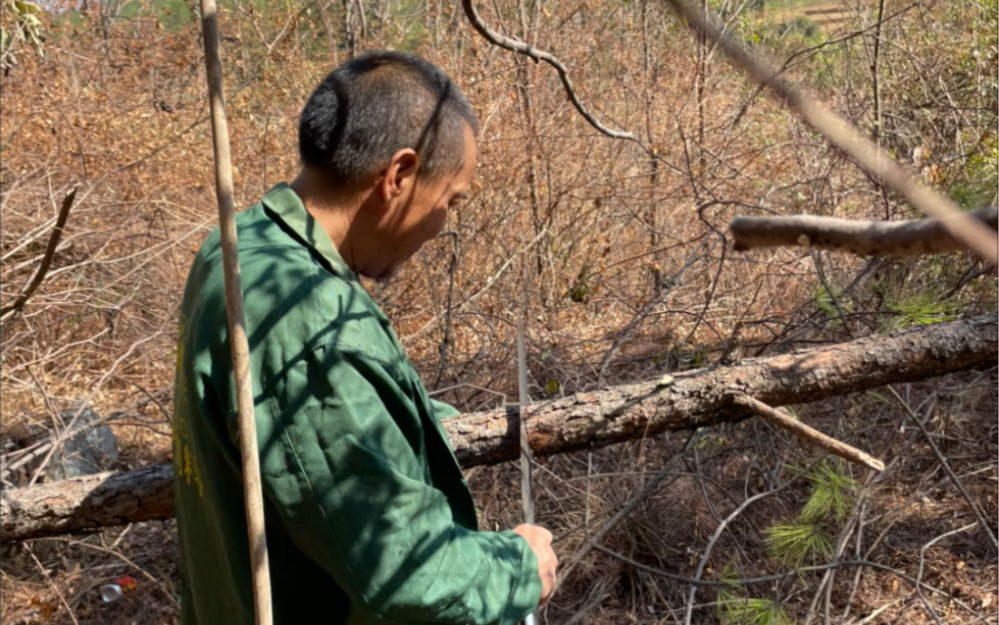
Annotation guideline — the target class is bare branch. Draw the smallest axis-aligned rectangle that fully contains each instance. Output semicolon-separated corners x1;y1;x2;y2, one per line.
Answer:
459;0;634;140
597;239;706;383
0;187;78;321
659;0;999;264
916;523;979;624
729;206;999;257
27;545;80;625
684;466;805;625
25;332;167;487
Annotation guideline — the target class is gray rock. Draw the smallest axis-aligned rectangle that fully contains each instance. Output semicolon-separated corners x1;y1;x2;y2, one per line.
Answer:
45;406;119;482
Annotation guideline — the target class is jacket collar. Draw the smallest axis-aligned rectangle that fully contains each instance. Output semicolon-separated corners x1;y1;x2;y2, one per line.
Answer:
260;182;354;279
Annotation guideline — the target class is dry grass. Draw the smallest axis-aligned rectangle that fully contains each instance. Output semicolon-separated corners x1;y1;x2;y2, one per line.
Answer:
1;0;996;622
9;375;994;624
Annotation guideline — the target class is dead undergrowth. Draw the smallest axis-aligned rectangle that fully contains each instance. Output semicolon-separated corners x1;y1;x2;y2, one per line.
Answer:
1;374;996;624
1;0;996;622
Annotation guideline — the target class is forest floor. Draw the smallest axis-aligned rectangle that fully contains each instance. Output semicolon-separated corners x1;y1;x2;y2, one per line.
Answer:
2;0;996;622
2;370;996;625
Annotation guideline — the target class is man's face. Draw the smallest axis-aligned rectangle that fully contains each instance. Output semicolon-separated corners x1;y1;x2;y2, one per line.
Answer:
373;125;477;281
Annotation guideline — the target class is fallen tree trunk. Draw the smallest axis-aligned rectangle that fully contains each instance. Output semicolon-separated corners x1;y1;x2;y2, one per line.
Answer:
3;314;996;541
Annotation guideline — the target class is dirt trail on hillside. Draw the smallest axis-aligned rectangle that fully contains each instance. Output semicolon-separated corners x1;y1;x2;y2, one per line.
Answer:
765;0;854;32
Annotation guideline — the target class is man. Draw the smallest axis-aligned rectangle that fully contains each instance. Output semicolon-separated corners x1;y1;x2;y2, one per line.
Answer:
172;51;557;625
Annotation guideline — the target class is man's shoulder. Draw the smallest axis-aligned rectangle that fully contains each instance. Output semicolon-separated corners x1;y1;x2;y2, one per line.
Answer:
184;200;402;371
182;202;347;343
195;202;337;289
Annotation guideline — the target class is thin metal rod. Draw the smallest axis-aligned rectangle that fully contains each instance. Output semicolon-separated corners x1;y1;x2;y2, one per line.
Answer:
517;316;534;526
198;1;273;624
517;263;537;625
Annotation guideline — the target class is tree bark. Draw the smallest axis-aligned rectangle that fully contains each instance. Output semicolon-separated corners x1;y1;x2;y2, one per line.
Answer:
3;314;996;541
1;464;174;542
729;206;999;257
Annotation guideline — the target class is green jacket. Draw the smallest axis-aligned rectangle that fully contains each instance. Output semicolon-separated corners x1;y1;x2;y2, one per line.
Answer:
172;183;541;625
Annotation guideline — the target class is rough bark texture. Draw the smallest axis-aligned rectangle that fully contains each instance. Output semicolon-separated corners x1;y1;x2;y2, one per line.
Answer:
729;206;999;257
1;464;174;541
451;313;997;465
2;314;996;541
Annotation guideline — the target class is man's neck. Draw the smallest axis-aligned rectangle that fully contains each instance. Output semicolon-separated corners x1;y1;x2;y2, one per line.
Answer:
289;169;367;273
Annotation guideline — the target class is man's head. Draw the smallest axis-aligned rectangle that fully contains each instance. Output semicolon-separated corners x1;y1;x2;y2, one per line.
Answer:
296;51;478;280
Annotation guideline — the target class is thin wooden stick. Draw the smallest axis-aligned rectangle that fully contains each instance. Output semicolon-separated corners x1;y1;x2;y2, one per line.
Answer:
198;1;272;623
729;393;885;472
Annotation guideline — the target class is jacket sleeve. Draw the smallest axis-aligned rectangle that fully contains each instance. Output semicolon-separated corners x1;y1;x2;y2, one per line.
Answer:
430;397;462;420
251;344;542;625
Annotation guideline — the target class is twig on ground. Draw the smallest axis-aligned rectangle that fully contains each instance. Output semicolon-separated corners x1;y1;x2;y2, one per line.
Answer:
840;476;873;623
856;601;899;625
887;387;998;552
560;575;614;625
54;537;181;608
659;0;999;263
916;523;979;625
557;431;699;587
729;206;999;257
729;393;885;472
805;469;876;625
27;544;81;625
1;187;78;321
595;545;980;615
682;462;809;625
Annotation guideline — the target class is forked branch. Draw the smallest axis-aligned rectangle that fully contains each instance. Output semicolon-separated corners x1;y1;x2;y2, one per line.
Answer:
459;0;634;140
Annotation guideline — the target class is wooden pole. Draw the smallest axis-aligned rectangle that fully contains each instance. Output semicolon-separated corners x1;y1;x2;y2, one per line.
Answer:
197;2;273;623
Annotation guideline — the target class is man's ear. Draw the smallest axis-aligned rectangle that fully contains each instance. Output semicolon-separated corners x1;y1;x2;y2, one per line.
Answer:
379;148;420;200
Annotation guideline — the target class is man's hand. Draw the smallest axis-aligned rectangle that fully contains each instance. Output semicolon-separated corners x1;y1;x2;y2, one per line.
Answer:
513;524;557;606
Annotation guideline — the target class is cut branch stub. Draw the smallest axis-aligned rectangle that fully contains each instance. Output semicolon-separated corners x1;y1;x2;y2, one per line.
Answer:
728;393;884;471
